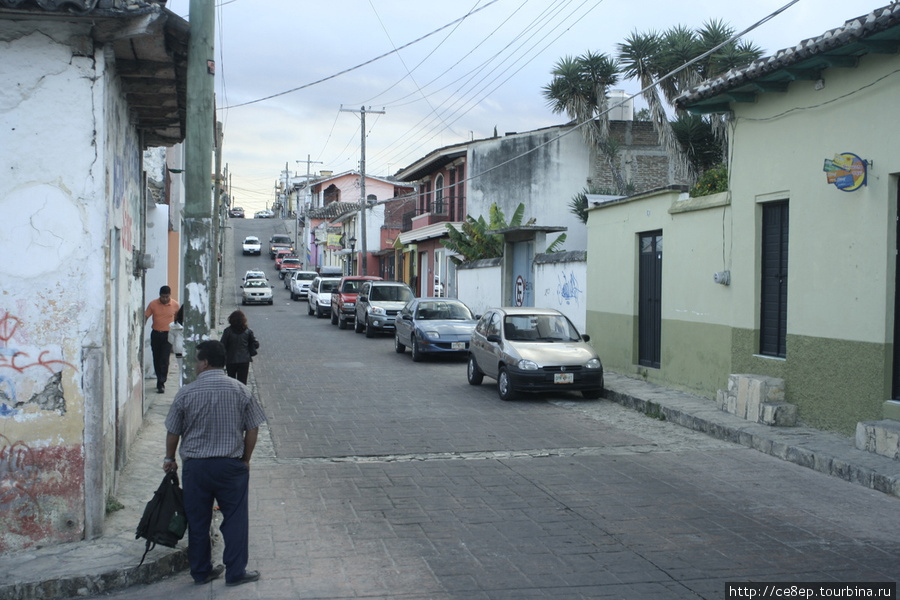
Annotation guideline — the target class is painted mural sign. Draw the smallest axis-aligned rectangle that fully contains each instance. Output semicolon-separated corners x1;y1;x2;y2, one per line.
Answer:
823;153;867;192
556;271;583;306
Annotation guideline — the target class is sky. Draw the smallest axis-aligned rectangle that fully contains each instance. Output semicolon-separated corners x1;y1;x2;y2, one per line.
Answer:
163;0;870;213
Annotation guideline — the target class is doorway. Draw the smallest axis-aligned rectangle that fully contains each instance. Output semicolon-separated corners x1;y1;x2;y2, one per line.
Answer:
638;231;662;368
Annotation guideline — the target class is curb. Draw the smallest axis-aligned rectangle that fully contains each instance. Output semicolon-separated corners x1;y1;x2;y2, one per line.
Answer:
603;376;900;499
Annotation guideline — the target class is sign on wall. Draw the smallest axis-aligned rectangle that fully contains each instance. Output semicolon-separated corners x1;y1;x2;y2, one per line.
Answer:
823;153;867;192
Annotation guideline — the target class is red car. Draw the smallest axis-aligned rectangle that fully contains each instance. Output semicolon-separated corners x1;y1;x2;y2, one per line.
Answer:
279;257;303;280
274;250;294;270
330;276;382;329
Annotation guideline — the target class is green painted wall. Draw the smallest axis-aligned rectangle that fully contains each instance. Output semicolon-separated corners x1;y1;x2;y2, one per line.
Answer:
588;309;732;398
732;329;891;435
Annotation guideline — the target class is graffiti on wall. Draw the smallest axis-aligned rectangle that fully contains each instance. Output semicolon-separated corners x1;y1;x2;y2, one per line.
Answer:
556;271;583;306
0;311;75;417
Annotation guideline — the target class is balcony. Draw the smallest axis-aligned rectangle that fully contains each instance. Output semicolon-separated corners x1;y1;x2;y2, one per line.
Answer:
402;197;466;232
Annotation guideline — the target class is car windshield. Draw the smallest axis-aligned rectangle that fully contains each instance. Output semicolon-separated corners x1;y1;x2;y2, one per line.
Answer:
282;259;300;265
296;272;316;280
342;281;359;293
503;314;581;342
245;280;268;288
370;286;412;302
243;237;258;243
321;281;337;292
416;301;473;320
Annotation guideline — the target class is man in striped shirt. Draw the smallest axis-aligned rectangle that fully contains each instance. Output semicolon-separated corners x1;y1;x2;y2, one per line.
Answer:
163;340;267;587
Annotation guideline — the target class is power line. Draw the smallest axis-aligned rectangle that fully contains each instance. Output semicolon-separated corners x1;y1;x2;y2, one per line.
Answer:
220;0;502;110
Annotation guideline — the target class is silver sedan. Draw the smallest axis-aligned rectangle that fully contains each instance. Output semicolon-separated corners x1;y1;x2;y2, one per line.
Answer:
467;307;603;401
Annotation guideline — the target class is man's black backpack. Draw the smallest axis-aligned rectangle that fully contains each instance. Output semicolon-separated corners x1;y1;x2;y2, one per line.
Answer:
135;471;187;567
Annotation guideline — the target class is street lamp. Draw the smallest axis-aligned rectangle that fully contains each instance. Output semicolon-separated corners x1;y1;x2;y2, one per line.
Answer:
349;236;357;275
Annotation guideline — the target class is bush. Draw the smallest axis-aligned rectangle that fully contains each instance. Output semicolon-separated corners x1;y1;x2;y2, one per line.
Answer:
690;164;728;197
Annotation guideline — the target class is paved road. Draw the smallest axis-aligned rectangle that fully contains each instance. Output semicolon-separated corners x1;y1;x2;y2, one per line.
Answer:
84;219;900;599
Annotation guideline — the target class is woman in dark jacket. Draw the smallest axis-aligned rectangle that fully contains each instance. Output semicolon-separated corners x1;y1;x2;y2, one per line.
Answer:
220;310;258;385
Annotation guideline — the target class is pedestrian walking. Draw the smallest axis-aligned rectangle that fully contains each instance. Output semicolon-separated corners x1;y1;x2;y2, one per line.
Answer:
162;340;266;587
220;310;259;385
145;285;180;393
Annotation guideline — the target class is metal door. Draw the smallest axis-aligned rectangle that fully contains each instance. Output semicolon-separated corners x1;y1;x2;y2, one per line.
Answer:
760;202;789;358
639;231;662;368
510;241;534;307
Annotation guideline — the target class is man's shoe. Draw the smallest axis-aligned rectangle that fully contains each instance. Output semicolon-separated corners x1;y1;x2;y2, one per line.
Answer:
195;564;224;585
226;570;260;586
157;384;165;394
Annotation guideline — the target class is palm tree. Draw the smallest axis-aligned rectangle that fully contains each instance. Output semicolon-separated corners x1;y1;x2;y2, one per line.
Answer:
618;21;763;180
542;52;628;194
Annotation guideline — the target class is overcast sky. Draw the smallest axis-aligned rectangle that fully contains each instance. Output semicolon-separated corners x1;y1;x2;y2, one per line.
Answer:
163;0;868;212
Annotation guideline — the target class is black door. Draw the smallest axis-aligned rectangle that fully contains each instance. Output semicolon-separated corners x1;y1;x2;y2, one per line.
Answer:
639;231;662;368
760;201;789;358
893;188;900;399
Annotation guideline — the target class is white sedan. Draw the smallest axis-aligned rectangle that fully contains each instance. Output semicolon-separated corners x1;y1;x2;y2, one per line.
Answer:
242;236;261;255
241;279;273;305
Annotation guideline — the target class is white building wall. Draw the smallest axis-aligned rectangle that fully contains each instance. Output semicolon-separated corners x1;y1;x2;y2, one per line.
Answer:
533;257;587;332
0;20;145;553
457;262;502;317
467;127;590;251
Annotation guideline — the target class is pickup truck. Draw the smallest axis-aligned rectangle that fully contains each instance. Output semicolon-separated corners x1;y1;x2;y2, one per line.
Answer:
330;275;382;329
268;234;294;258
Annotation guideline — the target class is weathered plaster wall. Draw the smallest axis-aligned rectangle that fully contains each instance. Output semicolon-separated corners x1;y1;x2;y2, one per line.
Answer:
468;127;590;251
0;20;145;553
533;253;587;332
457;260;502;318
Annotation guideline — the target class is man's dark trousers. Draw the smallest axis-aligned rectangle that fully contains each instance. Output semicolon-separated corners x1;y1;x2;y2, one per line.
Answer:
150;330;172;387
182;457;250;583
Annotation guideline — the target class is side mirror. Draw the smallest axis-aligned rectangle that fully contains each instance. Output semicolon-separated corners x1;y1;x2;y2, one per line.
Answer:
359;295;368;302
487;334;501;344
402;314;412;321
582;334;591;342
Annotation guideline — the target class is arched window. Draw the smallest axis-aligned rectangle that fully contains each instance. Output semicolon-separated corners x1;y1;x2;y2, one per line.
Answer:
434;174;444;214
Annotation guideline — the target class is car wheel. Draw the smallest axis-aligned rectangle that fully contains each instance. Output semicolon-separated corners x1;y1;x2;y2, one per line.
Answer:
467;355;484;385
497;367;515;401
410;337;423;361
394;334;405;353
316;306;324;318
331;309;338;325
291;291;297;301
354;315;364;333
307;302;314;315
582;388;602;400
268;299;274;305
338;315;348;329
365;319;375;338
241;299;247;306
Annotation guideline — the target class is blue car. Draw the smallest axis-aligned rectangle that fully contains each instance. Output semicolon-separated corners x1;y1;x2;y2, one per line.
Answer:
394;298;477;361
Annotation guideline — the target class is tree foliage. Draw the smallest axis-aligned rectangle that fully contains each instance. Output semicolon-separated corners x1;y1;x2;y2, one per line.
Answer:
442;203;565;263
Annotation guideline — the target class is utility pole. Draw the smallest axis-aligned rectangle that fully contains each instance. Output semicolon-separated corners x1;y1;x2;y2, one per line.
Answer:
297;155;322;268
341;106;384;276
182;0;215;382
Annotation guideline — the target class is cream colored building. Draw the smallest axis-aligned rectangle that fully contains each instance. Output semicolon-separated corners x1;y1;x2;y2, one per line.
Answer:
586;4;900;436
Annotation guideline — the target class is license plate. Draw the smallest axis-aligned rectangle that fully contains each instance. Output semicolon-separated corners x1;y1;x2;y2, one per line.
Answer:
554;373;574;384
451;342;465;350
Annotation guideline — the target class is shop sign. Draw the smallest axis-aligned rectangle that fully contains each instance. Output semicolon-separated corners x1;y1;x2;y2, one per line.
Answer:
823;153;867;192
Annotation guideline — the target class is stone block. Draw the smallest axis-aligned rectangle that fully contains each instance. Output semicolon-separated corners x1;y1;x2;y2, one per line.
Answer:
856;420;900;460
760;402;797;427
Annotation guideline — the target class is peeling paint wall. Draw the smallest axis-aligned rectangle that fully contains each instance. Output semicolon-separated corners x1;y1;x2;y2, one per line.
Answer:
0;20;145;554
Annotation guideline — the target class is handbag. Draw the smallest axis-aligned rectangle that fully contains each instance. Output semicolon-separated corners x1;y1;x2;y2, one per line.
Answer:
249;330;259;357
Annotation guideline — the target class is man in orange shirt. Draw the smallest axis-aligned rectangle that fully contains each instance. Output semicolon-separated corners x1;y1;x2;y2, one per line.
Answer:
145;285;181;393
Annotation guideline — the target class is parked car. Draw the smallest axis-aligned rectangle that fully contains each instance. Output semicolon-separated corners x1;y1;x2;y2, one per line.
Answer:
307;276;340;317
229;206;245;218
354;280;414;338
330;275;382;329
242;269;268;285
288;270;318;299
241;278;273;305
274;249;294;271
394;298;477;361
279;257;303;280
467;307;604;401
268;234;293;257
254;209;275;219
242;236;261;255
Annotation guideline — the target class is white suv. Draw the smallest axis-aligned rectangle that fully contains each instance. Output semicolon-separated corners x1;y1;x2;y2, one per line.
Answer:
288;271;318;301
307;276;340;318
